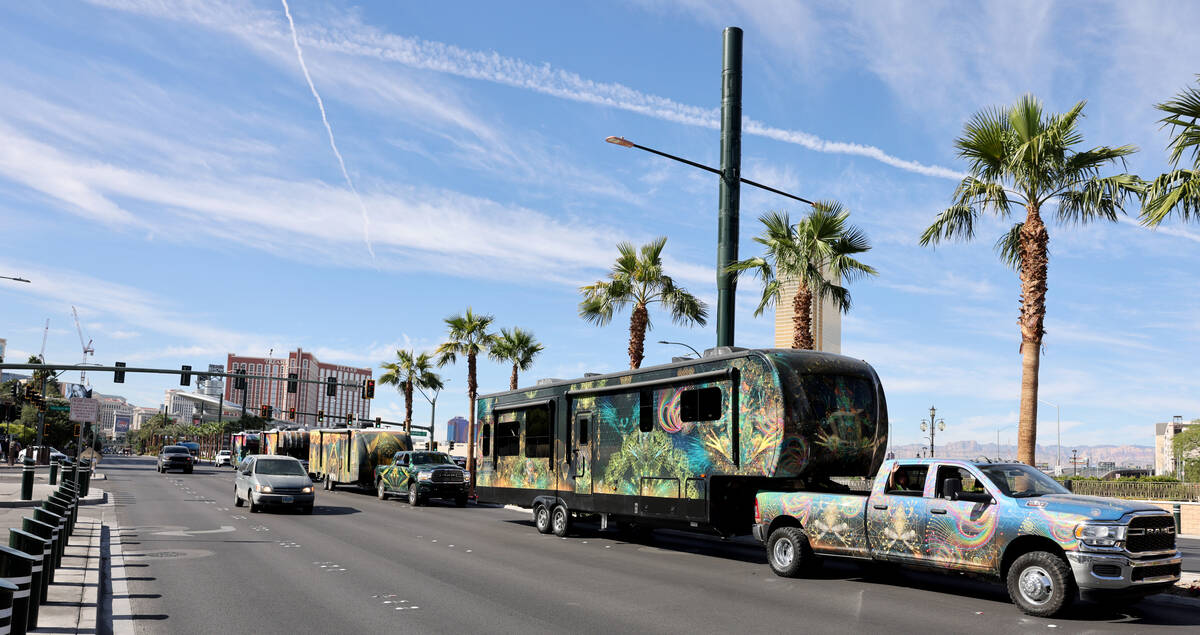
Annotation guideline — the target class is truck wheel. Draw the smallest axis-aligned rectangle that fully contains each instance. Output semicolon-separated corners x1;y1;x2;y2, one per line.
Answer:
767;527;815;578
408;483;423;506
377;482;387;500
1006;551;1076;617
534;504;553;534
233;487;243;507
552;505;571;537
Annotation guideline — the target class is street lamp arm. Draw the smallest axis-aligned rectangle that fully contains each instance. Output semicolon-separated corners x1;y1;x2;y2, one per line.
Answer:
657;340;702;358
606;136;815;205
0;275;31;283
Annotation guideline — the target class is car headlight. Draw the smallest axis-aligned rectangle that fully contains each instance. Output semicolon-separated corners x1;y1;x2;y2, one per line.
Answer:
417;470;433;481
1075;523;1126;547
256;484;273;493
301;486;313;493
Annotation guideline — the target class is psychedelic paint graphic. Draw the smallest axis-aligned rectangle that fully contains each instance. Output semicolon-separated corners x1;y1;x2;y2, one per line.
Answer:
475;350;888;513
758;492;870;555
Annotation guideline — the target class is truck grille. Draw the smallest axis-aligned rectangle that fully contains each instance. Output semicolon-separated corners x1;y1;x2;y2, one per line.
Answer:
1131;563;1180;582
432;469;462;483
1126;515;1176;553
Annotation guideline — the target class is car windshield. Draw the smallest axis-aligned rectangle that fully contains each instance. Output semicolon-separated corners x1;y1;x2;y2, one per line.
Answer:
164;446;189;454
410;452;455;466
978;464;1068;498
255;460;306;476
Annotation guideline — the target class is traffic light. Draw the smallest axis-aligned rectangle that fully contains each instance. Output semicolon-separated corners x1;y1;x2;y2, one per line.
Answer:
288;407;296;420
260;404;272;419
43;421;50;436
180;365;192;386
235;369;247;390
73;424;81;437
345;412;354;425
10;384;18;401
317;409;324;423
287;373;298;394
362;379;376;400
326;377;337;397
449;441;456;451
374;416;381;428
114;361;126;383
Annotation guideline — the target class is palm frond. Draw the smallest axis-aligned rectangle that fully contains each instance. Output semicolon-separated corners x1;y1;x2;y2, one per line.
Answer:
1056;173;1141;225
1140;169;1200;226
1155;78;1200;168
993;222;1025;272
920;203;978;246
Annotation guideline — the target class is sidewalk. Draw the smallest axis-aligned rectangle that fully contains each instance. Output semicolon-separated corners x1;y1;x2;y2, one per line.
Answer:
0;469;107;508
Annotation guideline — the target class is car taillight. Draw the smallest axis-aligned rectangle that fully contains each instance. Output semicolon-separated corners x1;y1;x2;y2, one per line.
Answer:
754;498;760;523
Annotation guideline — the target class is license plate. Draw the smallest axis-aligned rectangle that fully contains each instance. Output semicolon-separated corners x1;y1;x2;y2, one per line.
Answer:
282;496;294;503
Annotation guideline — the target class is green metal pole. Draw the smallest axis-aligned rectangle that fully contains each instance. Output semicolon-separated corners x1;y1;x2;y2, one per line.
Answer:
717;26;743;349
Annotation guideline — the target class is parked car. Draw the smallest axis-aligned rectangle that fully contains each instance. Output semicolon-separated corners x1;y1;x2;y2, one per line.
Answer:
375;451;468;506
157;445;194;474
234;455;315;514
16;446;68;463
214;450;233;467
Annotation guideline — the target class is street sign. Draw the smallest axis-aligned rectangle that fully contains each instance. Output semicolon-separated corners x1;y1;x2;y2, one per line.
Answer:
69;397;99;422
48;404;70;412
410;429;428;437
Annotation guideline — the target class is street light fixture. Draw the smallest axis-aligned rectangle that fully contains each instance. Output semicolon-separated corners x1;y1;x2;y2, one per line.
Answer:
919;405;945;458
657;340;702;358
0;275;30;283
415;378;450;439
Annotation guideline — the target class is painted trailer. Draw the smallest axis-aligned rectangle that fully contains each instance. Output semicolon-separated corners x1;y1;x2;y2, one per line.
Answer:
474;348;888;537
261;430;309;462
230;432;260;465
309;428;412;490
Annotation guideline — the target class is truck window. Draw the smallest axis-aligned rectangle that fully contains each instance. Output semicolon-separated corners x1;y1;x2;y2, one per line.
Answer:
934;466;985;499
884;465;927;496
680;387;722;422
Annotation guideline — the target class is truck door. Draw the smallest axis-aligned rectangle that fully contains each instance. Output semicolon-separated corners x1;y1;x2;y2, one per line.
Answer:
865;462;932;563
924;464;1000;572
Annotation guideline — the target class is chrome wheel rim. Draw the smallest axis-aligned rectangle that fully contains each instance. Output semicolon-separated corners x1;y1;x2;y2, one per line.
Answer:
553;510;565;533
1018;565;1054;605
773;538;795;568
537;508;549;529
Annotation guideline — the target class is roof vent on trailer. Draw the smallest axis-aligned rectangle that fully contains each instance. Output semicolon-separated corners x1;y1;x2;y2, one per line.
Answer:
671;356;694;363
583;373;602;377
535;378;563;386
702;346;748;358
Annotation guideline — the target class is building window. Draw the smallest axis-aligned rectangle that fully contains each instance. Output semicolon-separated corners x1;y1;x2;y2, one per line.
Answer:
680;387;722;422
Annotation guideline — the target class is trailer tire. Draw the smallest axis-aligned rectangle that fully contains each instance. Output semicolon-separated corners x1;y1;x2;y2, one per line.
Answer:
767;527;814;578
551;505;571;537
1006;551;1076;617
534;504;553;534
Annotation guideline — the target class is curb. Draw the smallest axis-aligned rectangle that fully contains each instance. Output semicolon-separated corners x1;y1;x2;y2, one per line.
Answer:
0;488;107;508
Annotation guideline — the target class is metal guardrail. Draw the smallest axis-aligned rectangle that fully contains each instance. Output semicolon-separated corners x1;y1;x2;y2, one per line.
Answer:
1066;480;1200;502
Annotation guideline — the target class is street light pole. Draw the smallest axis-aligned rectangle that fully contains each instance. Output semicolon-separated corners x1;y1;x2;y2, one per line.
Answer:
415;379;449;446
717;26;743;349
657;340;702;358
920;406;945;458
1038;399;1060;471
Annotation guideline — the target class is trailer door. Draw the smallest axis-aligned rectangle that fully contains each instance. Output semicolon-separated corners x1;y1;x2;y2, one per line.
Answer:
566;408;594;507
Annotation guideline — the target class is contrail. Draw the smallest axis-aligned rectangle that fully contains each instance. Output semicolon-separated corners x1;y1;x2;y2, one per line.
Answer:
280;0;375;261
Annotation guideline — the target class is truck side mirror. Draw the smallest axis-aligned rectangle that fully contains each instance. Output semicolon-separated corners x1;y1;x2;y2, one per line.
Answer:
954;491;993;505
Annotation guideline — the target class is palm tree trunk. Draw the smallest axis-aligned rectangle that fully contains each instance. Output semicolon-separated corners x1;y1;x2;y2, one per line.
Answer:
510;364;518;391
791;283;815;349
467;352;478;496
1016;204;1049;466
628;302;649;369
403;381;413;432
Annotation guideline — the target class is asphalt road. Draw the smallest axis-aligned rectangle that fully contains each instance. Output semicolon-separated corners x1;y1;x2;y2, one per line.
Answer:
1178;537;1199;574
101;456;1200;634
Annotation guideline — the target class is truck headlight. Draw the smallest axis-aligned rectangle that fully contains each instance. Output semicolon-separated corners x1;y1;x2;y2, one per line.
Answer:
417;470;433;481
1075;523;1126;547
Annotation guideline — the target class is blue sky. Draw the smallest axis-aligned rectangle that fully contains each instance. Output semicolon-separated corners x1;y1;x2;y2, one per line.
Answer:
1;0;1197;453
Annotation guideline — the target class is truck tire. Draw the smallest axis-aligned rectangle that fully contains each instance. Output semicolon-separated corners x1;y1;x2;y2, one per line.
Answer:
377;481;387;500
767;527;815;578
552;505;571;537
1006;551;1076;617
534;504;553;534
408;483;423;506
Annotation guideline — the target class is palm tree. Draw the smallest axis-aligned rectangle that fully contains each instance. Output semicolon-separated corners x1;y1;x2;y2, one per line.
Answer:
579;237;708;369
1141;76;1200;226
920;94;1140;466
379;350;444;432
435;308;497;492
728;203;877;349
489;327;544;390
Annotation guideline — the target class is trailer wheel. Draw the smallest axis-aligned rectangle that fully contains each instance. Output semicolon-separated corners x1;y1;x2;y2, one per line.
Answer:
767;527;814;578
1006;551;1076;617
552;505;571;537
534;504;553;534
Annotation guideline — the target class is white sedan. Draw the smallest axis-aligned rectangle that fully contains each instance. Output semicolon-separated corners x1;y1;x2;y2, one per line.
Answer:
214;450;233;467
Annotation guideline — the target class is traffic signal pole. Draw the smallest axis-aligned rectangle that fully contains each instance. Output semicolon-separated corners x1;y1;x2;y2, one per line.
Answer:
20;371;49;500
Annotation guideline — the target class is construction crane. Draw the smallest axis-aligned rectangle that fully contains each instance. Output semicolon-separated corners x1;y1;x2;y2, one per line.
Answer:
71;306;94;385
38;318;49;363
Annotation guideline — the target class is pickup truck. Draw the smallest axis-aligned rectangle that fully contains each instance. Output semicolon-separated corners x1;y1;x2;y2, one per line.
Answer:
753;459;1182;616
374;450;469;507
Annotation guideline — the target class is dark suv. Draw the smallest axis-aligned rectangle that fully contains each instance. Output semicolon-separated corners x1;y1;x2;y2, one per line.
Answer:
158;445;195;474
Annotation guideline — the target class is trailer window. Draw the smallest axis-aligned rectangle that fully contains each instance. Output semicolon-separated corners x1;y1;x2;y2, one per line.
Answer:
524;404;551;458
799;374;875;432
680;387;722;422
578;413;590;446
481;424;492;457
495;419;520;457
639;391;654;432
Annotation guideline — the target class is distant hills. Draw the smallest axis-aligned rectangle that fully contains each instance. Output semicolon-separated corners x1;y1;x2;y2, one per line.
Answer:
889;440;1154;468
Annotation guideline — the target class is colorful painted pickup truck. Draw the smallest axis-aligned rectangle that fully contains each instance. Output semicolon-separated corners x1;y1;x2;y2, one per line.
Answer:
374;451;469;507
753;459;1182;616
